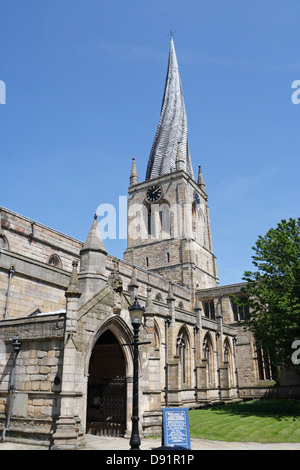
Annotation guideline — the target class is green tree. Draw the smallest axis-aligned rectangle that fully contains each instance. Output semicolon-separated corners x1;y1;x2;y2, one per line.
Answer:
240;218;300;375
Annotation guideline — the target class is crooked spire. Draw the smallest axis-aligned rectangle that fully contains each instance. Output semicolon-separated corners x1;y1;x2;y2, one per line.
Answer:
146;38;195;181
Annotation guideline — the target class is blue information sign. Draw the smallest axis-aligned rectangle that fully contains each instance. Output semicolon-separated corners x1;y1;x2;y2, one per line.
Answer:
162;408;191;450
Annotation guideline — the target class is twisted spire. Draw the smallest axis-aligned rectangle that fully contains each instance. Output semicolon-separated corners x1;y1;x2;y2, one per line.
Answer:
146;38;194;181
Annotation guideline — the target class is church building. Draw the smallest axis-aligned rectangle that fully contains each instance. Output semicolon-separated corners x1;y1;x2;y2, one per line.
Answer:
0;38;279;449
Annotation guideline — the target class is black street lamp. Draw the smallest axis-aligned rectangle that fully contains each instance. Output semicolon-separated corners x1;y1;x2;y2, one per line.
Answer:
128;296;145;451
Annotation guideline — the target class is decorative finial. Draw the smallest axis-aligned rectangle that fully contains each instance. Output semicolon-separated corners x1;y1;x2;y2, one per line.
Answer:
66;259;81;297
176;141;184;171
130;157;138;186
168;29;176;39
113;258;120;273
197;165;207;194
129;266;139;288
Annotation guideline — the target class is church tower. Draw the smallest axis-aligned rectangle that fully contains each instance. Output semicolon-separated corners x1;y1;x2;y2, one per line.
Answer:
124;38;219;294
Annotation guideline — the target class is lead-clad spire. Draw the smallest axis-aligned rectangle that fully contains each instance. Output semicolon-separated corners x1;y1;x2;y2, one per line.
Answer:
145;38;195;181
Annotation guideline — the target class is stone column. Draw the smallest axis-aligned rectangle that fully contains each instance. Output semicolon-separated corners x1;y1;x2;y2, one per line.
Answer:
142;287;161;435
128;266;139;304
166;283;182;405
78;214;107;305
216;297;223;401
51;261;83;450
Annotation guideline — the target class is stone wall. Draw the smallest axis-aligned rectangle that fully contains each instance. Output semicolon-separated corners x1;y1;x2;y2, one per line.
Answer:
0;314;65;445
0;207;82;321
0;207;82;268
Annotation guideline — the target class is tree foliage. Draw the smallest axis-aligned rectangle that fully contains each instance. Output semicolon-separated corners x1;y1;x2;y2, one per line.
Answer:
240;218;300;373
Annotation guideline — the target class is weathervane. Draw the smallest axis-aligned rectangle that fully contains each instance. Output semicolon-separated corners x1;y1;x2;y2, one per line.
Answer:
168;28;176;39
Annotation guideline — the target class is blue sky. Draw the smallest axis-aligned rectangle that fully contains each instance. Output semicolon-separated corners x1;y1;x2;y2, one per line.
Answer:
1;0;299;286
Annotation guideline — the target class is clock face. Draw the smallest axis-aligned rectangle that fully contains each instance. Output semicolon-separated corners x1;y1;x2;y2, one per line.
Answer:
146;185;163;203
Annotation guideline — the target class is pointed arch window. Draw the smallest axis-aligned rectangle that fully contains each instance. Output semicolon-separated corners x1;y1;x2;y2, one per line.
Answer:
203;300;215;320
159;203;171;238
48;254;62;269
0;234;9;250
224;341;229;363
147;208;152;236
154;321;161;349
231;299;250;322
203;335;213;385
177;328;189;384
256;345;273;381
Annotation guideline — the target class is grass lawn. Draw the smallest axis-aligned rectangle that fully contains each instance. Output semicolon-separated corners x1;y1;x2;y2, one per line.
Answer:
188;399;300;443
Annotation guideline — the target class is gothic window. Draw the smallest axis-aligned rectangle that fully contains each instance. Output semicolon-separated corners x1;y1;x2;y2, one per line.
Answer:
178;301;184;309
193;207;206;247
154;321;160;349
256;346;273;381
0;235;9;250
223;338;234;387
48;254;62;269
203;300;215;320
176;328;189;384
147;208;152;236
155;293;163;302
224;341;229;363
231;299;249;321
203;334;213;385
203;338;209;360
159;203;170;238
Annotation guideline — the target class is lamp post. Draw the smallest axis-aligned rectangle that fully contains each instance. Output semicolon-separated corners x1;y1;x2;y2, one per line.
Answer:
164;317;171;407
193;324;199;404
128;296;145;451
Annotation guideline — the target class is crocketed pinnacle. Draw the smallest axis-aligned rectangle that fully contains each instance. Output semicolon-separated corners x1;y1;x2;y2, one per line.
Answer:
146;38;194;181
130;157;138;186
82;214;106;254
66;261;81;296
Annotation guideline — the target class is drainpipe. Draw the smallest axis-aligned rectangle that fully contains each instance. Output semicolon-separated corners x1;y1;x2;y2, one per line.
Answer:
215;331;222;401
232;336;240;398
220;296;224;321
1;336;22;442
164;317;171;407
193;324;199;404
4;266;15;320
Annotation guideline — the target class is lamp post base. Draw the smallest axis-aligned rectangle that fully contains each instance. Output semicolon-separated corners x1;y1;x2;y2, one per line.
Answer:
129;416;141;450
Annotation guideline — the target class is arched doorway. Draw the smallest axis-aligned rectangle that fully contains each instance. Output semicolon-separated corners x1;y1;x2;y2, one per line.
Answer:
86;329;127;437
